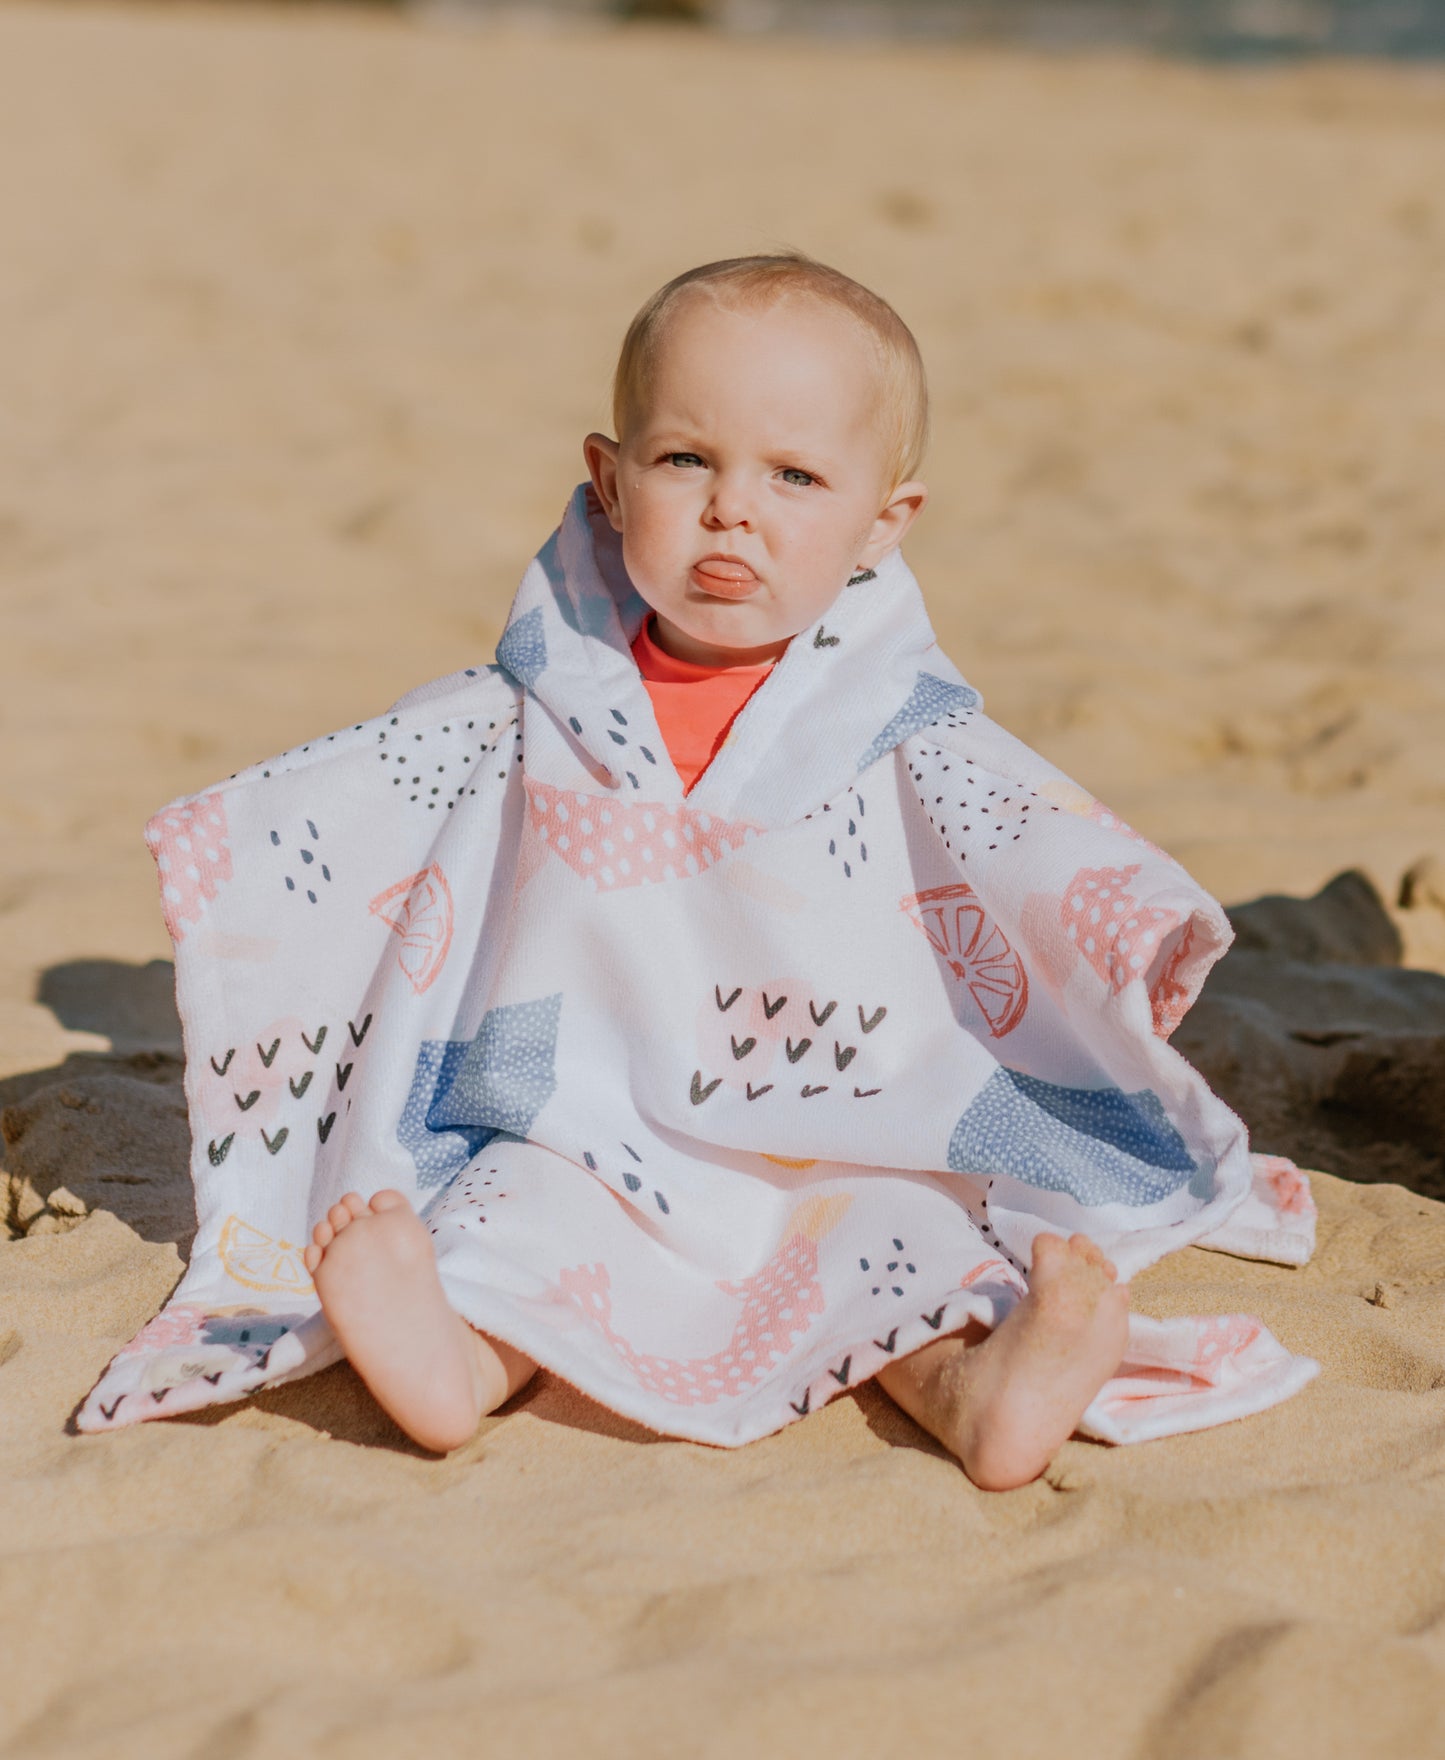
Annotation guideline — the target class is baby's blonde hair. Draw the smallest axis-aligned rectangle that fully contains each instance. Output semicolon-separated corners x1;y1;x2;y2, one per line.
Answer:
611;253;929;490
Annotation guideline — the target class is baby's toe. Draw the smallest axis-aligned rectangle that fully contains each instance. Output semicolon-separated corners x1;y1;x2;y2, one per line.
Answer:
311;1218;334;1250
303;1243;322;1274
1079;1239;1121;1282
328;1200;357;1232
369;1189;411;1215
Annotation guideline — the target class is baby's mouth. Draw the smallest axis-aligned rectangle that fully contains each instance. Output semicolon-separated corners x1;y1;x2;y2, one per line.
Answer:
691;554;760;600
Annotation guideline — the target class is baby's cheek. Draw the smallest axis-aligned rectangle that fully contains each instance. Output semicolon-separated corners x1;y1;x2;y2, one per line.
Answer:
620;522;676;605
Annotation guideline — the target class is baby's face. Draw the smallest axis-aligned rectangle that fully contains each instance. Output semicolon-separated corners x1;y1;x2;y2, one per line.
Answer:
586;294;925;666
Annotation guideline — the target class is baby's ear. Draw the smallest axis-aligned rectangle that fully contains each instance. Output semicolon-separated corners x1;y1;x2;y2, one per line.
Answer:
858;480;928;568
584;434;625;532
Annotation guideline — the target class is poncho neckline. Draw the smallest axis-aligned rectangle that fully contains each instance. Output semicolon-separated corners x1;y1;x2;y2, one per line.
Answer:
631;612;776;793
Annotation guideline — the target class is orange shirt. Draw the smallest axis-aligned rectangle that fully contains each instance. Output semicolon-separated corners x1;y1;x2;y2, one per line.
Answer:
631;616;776;793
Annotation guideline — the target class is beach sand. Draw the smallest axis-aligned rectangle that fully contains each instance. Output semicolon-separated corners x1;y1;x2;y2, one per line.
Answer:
2;4;1444;1753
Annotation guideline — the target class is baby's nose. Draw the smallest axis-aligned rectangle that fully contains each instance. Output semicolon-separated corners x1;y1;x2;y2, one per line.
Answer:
705;478;754;530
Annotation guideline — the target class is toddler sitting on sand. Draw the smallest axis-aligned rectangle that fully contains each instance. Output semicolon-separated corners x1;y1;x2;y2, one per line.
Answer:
80;255;1319;1481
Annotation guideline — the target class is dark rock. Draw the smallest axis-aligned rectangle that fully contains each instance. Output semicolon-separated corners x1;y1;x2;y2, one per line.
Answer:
1224;868;1402;967
0;1054;195;1253
1179;871;1445;1200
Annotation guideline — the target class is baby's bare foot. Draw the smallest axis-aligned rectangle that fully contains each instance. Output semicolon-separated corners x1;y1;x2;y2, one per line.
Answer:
306;1190;534;1453
880;1232;1129;1491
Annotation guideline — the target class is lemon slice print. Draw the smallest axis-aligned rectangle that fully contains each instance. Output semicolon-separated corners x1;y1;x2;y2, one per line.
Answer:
900;882;1029;1038
218;1215;314;1294
369;864;455;995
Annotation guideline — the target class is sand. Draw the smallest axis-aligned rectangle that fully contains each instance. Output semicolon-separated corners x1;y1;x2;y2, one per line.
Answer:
2;4;1445;1754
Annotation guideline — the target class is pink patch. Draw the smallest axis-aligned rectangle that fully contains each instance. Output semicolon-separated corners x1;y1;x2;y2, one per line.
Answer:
145;794;234;942
114;1304;210;1359
1257;1155;1315;1218
193;1014;313;1136
1149;920;1198;1038
368;865;455;995
560;1229;826;1407
899;882;1030;1037
1060;864;1181;995
694;979;816;1096
1190;1314;1263;1373
525;779;757;892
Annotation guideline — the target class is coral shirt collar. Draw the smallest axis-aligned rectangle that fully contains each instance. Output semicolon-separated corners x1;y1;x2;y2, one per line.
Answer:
632;615;777;684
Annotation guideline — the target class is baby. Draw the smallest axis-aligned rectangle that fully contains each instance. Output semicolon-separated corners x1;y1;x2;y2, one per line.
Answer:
305;257;1127;1489
82;256;1319;1473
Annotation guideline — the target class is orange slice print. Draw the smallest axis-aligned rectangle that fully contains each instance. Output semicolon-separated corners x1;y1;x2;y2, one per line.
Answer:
900;883;1029;1038
218;1216;314;1294
791;1194;853;1241
369;864;455;995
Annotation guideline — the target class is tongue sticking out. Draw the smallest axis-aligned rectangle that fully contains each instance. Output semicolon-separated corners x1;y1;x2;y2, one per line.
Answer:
692;558;759;599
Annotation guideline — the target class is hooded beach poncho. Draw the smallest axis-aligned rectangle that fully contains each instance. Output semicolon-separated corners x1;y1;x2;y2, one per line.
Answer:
79;485;1319;1445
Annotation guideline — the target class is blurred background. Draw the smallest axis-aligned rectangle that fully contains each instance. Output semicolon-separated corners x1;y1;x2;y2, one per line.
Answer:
435;0;1445;56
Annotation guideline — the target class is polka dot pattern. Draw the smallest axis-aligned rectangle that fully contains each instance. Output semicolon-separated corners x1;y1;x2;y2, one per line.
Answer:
857;670;979;772
425;1165;510;1233
948;1068;1200;1206
496;605;548;688
525;780;757;892
1149;919;1199;1039
374;710;519;811
905;742;1042;860
1060;864;1182;994
557;1230;825;1407
145;793;234;941
1190;1315;1264;1371
397;1040;497;1189
435;993;563;1140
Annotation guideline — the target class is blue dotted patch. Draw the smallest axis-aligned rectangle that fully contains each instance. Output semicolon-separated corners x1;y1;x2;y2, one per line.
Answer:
431;993;563;1141
857;671;980;772
948;1068;1201;1207
496;606;548;689
398;1040;498;1189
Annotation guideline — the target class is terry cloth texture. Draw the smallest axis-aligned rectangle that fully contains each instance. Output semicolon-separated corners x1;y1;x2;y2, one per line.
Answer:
79;485;1319;1445
631;613;776;793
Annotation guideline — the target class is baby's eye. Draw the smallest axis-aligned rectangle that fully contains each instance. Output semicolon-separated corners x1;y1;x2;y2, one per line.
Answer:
780;467;816;488
666;452;704;469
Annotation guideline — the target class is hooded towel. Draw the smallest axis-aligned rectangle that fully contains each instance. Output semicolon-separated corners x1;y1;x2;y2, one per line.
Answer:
78;486;1318;1446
